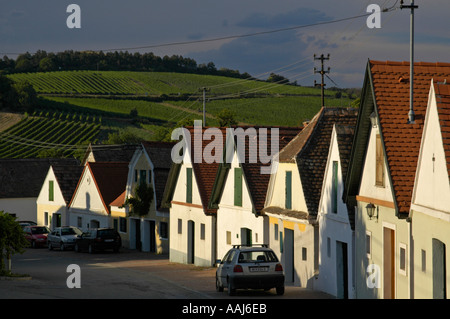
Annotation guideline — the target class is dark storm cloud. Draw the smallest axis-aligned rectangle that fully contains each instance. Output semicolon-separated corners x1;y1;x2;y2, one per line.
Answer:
236;7;332;29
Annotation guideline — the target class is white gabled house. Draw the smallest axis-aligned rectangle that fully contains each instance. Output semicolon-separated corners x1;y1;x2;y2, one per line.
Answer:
410;79;450;298
0;158;78;223
36;164;83;229
68;162;129;231
316;124;356;299
121;141;173;253
263;108;357;290
162;126;226;267
211;126;300;263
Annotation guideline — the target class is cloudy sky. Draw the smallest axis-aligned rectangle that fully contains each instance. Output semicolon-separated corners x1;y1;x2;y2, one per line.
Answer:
1;0;449;88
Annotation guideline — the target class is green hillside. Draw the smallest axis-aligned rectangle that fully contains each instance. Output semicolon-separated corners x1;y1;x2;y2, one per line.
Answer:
1;70;357;158
8;70;344;97
0;112;100;159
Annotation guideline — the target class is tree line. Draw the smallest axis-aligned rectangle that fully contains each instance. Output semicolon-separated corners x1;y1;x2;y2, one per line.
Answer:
0;50;253;79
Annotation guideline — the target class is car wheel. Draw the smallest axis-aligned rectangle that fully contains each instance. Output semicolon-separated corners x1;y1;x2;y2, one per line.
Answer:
48;242;53;250
216;276;224;292
276;285;285;296
227;278;235;296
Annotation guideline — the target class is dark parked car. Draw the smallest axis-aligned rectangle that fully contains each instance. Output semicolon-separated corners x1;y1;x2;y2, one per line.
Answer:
75;228;122;253
216;244;285;296
23;225;50;248
19;221;37;230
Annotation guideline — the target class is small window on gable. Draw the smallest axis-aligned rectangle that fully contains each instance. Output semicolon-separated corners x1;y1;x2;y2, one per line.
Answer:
178;218;183;234
375;134;385;187
331;161;338;213
234;167;243;207
186;168;192;204
49;180;54;202
285;171;292;209
140;170;147;185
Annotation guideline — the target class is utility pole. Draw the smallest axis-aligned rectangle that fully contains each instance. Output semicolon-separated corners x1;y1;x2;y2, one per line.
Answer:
314;54;330;107
199;87;210;127
400;0;418;124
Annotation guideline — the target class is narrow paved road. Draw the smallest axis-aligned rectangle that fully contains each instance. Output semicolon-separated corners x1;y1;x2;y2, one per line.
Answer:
0;247;333;300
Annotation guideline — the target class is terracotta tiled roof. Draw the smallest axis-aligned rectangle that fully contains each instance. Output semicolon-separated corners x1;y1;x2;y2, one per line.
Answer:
86;162;129;214
434;81;450;182
297;107;358;215
278;111;321;163
110;190;126;207
186;127;228;214
185;126;300;214
235;126;301;213
52;164;84;204
370;60;450;214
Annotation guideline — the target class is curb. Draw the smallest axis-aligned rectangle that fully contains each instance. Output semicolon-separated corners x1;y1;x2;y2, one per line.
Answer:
0;275;32;281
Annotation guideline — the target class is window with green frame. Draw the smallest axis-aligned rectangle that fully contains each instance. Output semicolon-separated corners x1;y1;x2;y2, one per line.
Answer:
49;180;54;201
332;161;338;214
285;171;292;209
234;167;243;206
186;167;192;203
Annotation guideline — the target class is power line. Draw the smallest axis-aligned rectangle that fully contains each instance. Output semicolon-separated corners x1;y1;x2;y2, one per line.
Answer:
0;10;392;57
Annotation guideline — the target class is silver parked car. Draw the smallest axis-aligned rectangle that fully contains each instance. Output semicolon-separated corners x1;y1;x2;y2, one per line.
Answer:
47;226;82;251
216;244;285;296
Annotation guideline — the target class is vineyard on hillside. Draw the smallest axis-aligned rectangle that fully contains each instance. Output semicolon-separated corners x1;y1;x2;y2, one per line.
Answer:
8;70;342;97
0;112;101;159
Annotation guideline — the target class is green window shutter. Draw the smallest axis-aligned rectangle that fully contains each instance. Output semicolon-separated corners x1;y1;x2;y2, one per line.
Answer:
332;161;338;214
234;167;242;207
186;167;192;204
285;171;292;209
49;180;54;201
140;170;147;185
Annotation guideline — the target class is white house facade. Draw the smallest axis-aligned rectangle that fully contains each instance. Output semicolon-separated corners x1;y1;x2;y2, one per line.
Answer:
410;80;450;299
316;124;356;299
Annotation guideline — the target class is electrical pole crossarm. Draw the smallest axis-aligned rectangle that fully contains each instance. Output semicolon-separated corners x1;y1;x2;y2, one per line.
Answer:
314;54;330;107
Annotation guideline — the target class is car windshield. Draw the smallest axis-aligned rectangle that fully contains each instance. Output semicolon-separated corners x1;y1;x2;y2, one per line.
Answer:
238;250;279;263
31;227;49;234
61;227;81;235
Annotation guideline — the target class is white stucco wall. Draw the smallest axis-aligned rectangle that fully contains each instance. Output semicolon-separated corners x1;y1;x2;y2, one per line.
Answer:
413;85;450;214
410;83;450;298
317;128;355;298
216;152;267;261
355;125;410;299
36;167;69;227
266;163;307;212
69;166;110;231
169;151;215;266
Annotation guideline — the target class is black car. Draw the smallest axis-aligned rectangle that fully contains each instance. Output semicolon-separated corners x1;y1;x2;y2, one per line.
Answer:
74;228;122;253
